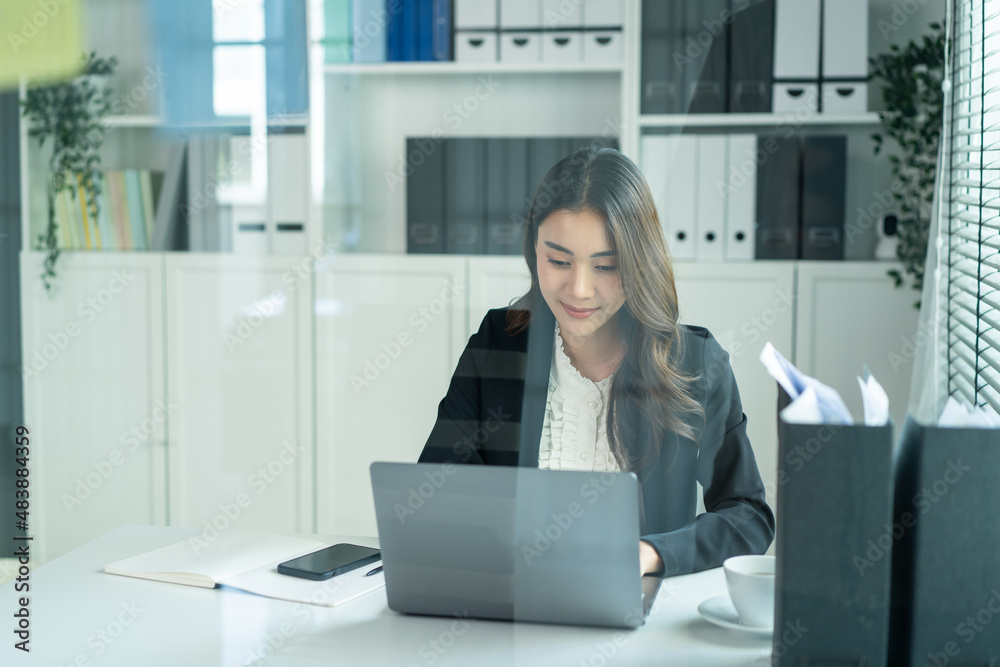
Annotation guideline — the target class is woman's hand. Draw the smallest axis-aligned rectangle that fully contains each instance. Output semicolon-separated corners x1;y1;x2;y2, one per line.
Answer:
639;540;664;576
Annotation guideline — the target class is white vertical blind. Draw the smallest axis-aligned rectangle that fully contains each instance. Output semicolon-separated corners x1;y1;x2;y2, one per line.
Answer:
946;0;1000;414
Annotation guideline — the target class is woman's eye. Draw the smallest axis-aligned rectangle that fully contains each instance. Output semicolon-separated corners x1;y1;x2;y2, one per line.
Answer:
547;258;569;268
596;265;618;273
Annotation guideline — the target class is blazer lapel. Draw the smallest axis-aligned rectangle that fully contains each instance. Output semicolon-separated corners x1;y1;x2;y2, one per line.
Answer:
517;306;555;467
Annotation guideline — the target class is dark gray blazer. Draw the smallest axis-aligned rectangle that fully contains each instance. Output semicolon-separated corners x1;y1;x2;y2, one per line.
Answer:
418;306;775;576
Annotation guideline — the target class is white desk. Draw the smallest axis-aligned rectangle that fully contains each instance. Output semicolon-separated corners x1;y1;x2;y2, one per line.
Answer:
2;526;773;666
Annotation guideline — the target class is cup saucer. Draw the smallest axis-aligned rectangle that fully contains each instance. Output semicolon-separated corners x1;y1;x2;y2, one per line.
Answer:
697;595;773;637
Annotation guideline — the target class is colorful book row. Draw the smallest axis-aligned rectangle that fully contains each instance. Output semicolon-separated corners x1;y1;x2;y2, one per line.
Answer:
53;170;161;251
324;0;452;63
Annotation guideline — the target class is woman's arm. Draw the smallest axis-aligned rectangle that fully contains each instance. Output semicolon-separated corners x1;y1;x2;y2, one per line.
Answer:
417;335;487;466
641;333;776;576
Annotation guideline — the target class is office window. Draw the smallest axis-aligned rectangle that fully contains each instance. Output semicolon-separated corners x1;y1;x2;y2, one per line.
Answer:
149;0;308;126
944;0;1000;414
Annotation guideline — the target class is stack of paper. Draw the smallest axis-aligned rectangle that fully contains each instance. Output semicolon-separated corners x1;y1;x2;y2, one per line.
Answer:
759;342;890;426
937;397;1000;428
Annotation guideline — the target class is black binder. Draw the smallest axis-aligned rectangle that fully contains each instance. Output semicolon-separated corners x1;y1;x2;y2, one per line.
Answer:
728;0;775;112
526;138;564;206
890;417;1000;667
406;137;445;253
685;0;728;114
485;138;527;255
640;0;685;114
755;135;800;259
801;135;846;260
444;138;486;254
774;403;895;666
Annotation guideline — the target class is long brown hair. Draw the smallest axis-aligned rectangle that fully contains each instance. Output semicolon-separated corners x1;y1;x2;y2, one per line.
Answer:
507;146;703;471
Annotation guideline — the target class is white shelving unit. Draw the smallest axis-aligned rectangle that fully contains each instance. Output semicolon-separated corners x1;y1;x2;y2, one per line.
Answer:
637;112;881;128
323;61;624;75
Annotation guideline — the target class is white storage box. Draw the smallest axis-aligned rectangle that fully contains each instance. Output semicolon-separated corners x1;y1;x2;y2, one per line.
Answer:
455;0;498;29
584;0;623;27
500;32;542;62
821;82;868;113
582;30;621;63
500;0;541;29
543;0;582;28
542;31;583;62
455;31;498;63
772;83;820;114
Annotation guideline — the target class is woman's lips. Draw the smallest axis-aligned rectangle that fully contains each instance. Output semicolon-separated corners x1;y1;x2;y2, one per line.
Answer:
561;302;598;319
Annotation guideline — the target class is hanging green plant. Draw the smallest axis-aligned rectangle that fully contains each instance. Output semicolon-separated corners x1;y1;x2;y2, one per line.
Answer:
20;51;118;294
869;22;946;307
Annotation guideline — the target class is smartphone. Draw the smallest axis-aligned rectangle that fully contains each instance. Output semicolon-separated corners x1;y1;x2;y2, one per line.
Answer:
276;543;381;581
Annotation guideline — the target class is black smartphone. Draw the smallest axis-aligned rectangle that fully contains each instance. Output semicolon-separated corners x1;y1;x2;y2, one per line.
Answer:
276;543;381;581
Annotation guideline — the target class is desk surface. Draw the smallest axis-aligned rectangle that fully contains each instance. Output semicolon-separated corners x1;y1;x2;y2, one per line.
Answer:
2;526;773;666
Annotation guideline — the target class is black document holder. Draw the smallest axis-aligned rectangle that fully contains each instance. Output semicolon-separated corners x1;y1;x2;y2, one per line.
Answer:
890;417;1000;667
774;390;895;666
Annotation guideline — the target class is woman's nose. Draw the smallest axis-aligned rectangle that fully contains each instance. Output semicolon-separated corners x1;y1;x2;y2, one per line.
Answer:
567;266;595;299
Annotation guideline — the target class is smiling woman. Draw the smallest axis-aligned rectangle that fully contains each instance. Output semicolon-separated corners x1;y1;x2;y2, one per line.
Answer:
418;147;774;578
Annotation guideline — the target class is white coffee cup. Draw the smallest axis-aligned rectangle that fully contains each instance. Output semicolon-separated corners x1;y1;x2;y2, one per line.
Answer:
722;555;775;627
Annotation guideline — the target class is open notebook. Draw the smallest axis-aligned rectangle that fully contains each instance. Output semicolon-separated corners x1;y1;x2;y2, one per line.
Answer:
104;531;385;607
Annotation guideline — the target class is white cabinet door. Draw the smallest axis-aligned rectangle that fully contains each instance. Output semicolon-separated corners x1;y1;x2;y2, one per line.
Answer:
165;255;314;535
796;262;921;429
20;251;166;563
467;256;531;336
674;262;797;521
315;255;467;536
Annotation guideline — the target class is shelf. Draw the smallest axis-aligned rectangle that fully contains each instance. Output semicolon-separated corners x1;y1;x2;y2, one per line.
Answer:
323;61;624;75
103;115;163;128
100;115;309;131
638;112;881;129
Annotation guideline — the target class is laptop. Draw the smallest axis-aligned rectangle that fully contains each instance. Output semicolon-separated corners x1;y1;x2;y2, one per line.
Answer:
369;461;662;629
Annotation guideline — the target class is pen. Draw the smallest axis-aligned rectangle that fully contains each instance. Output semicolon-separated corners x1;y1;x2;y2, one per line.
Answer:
365;566;383;577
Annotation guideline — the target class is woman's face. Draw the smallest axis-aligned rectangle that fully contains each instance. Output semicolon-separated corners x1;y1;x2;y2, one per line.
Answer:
535;208;626;341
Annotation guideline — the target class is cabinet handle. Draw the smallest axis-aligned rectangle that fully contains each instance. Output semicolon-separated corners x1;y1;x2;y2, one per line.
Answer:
596;36;612;45
836;87;855;97
513;37;529;47
468;38;484;47
786;88;805;98
554;37;570;46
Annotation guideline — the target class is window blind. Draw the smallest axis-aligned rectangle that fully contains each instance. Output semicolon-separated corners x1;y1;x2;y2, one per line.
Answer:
945;0;1000;414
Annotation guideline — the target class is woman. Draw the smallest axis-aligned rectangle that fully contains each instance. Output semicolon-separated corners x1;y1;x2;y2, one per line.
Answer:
418;147;774;577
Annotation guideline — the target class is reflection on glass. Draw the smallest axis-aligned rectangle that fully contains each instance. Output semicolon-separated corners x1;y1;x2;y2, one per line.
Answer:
213;44;267;119
212;0;265;43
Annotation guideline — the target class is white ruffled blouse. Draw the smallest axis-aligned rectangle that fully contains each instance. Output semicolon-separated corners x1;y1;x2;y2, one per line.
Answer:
537;323;621;472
